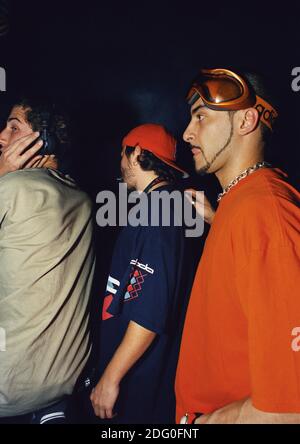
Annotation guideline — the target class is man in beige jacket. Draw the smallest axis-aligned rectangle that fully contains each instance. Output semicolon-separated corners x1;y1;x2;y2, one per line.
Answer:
0;99;95;423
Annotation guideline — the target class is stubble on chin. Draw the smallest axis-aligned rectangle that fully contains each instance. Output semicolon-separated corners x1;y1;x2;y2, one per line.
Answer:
121;172;135;190
194;158;210;176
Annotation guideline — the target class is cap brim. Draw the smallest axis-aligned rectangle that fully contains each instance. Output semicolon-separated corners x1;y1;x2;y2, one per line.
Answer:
153;154;189;178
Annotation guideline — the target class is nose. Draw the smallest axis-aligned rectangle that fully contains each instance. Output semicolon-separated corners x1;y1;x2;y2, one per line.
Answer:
0;129;8;150
183;122;194;144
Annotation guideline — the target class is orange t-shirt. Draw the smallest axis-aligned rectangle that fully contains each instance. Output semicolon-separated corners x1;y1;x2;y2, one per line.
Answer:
175;168;300;422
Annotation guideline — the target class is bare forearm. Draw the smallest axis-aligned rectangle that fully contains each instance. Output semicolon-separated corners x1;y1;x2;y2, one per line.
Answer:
102;320;156;384
90;320;157;418
198;398;300;424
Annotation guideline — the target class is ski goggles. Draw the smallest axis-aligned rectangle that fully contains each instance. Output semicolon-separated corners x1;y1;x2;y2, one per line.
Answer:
187;68;278;131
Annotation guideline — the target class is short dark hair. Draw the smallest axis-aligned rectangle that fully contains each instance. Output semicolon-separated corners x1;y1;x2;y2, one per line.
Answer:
125;146;181;183
13;97;71;170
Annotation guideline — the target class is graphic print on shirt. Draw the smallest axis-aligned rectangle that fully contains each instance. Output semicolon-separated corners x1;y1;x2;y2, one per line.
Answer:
124;268;148;302
102;259;155;319
129;259;154;274
125;259;155;302
102;275;120;320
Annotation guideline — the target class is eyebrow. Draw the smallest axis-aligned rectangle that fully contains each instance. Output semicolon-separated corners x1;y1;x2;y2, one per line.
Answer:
7;117;22;124
191;105;206;115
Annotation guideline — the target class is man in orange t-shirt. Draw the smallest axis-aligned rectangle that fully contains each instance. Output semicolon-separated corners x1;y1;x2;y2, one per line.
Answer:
176;68;300;424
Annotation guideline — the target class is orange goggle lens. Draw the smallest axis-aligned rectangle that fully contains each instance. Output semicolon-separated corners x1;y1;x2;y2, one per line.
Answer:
187;69;278;131
187;76;245;105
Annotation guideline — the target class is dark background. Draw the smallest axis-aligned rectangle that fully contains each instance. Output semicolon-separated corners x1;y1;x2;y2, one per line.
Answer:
0;0;300;306
1;1;300;187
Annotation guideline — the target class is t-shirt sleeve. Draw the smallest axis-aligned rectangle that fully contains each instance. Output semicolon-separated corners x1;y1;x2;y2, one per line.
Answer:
235;239;300;413
121;224;183;335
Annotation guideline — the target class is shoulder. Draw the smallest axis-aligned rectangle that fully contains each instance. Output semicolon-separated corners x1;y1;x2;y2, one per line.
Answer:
0;168;87;194
234;168;299;214
0;170;43;202
0;169;92;214
231;168;300;247
0;168;59;191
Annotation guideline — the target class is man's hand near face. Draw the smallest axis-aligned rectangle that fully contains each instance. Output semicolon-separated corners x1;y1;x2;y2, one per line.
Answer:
0;132;45;177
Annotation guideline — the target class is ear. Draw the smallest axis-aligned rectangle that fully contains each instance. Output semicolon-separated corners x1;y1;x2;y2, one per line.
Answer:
237;108;260;136
131;145;142;165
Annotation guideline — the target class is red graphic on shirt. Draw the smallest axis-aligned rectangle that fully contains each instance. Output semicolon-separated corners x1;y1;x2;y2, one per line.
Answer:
124;269;147;302
102;294;114;320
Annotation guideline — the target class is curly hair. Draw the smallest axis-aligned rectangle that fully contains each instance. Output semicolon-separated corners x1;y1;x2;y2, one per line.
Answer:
13;97;71;159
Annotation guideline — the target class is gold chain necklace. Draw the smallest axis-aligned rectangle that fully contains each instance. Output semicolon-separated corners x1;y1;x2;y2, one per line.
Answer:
217;161;271;202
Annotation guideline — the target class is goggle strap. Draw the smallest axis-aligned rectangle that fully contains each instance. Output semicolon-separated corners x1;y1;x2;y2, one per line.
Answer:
254;95;278;132
187;90;200;106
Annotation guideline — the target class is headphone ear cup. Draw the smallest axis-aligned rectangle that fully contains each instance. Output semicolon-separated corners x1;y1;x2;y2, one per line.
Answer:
40;114;57;156
43;130;56;155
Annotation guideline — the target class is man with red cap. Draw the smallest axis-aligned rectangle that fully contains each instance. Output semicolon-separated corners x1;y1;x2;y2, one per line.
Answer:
90;123;191;424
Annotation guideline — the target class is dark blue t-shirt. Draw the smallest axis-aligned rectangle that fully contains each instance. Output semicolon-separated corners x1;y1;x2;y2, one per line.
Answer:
98;185;190;424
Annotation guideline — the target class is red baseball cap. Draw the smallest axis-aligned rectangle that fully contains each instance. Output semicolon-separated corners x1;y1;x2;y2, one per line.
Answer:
122;123;188;177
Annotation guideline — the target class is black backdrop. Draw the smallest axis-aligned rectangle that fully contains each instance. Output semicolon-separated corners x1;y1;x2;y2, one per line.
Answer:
1;1;300;186
0;0;299;330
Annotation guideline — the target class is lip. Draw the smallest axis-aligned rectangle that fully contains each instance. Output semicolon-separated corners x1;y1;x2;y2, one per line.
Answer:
191;146;201;157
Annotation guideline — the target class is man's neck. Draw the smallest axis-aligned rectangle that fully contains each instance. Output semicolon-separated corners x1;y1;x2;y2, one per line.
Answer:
135;173;161;193
42;156;58;171
215;153;264;191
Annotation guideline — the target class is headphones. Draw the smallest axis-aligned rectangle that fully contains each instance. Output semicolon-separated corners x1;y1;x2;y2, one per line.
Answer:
39;111;57;156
